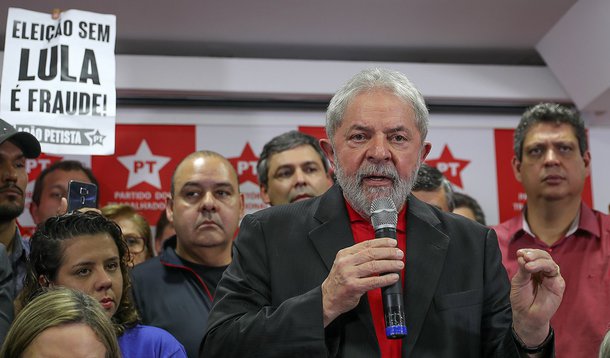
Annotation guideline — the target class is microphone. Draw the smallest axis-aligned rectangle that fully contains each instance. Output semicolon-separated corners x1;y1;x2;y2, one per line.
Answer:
370;198;407;339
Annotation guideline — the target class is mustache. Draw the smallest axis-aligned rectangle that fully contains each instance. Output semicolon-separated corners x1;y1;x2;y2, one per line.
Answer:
198;211;222;225
355;162;399;184
290;188;316;199
0;183;24;195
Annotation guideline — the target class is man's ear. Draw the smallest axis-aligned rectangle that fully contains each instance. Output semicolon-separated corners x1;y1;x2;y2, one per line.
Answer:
30;202;41;225
238;192;245;218
166;196;174;224
319;139;335;170
511;156;523;183
259;185;271;205
420;142;432;162
583;150;592;177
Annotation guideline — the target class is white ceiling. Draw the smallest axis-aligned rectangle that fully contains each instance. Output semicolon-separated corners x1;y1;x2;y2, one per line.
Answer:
0;0;578;65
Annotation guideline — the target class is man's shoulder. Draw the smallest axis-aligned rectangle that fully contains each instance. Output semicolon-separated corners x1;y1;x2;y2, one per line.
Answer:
249;189;328;223
492;215;522;242
131;256;165;280
589;206;610;237
592;207;610;222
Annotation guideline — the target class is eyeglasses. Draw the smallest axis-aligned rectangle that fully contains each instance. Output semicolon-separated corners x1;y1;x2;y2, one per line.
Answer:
124;234;146;254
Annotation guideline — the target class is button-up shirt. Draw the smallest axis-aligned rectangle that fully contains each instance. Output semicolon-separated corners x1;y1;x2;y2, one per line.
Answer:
494;203;610;358
8;228;29;299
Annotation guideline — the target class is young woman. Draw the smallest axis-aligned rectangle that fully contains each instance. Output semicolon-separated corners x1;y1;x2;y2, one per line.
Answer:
20;211;187;358
2;288;120;358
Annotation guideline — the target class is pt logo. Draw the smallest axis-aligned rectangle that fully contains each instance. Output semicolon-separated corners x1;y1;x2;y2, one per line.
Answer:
26;154;63;184
425;145;470;188
228;142;259;185
118;140;170;189
87;130;106;146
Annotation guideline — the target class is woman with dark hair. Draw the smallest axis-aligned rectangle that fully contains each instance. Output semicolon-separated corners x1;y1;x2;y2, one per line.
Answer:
20;211;187;357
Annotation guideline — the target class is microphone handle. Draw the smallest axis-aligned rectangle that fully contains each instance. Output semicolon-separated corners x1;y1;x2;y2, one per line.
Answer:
375;227;407;339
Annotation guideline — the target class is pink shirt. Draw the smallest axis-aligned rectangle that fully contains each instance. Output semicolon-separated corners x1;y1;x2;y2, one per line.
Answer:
494;203;610;358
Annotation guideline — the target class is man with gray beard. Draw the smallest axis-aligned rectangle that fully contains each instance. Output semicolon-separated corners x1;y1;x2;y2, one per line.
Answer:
202;69;564;357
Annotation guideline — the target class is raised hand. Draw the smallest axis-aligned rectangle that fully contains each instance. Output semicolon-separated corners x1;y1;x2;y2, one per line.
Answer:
510;249;565;347
321;238;403;327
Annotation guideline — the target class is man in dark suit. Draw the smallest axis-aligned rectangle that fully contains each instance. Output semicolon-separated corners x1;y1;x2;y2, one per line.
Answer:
201;68;564;357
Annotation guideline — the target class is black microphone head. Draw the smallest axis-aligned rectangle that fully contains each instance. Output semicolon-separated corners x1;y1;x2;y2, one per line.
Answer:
370;198;398;230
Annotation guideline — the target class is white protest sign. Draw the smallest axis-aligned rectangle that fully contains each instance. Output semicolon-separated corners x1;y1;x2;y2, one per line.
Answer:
1;7;116;155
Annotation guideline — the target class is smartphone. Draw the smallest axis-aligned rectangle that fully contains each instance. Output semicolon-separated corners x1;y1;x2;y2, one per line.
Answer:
67;180;98;212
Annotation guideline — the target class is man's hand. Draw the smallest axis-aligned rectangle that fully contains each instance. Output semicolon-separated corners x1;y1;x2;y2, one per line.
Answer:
510;249;565;347
321;238;403;327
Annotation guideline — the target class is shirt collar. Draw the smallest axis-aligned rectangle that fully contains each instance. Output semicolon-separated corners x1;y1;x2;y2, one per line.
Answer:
9;228;28;263
577;202;602;237
517;202;600;241
344;198;407;234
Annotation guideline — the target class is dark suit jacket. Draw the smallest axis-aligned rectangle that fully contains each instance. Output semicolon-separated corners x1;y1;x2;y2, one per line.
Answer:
201;185;522;357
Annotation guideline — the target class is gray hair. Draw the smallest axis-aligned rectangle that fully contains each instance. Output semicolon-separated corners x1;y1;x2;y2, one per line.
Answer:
256;131;329;188
326;68;429;143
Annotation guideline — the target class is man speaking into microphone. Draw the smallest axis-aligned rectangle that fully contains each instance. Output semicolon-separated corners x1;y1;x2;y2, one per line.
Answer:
202;68;564;357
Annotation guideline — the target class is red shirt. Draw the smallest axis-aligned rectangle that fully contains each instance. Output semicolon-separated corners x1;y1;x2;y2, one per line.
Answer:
346;200;407;358
494;203;610;358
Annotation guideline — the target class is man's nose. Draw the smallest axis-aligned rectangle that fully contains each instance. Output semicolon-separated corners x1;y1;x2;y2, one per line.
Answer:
543;148;560;165
200;191;217;211
0;162;18;183
294;168;307;186
367;135;391;162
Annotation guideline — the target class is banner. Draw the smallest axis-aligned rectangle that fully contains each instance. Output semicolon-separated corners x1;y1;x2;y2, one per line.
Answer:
1;7;116;154
92;124;195;224
424;127;500;224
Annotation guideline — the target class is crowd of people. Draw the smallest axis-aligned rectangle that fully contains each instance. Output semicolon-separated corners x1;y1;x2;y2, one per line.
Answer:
0;68;607;357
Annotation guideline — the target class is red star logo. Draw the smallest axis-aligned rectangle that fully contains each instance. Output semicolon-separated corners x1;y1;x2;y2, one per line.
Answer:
228;142;260;185
425;145;470;188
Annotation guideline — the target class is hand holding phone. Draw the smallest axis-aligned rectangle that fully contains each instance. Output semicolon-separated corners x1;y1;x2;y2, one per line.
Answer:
67;180;98;212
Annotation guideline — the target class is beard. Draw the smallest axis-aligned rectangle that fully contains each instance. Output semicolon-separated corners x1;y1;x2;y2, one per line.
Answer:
0;183;25;222
335;156;421;219
0;202;24;222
